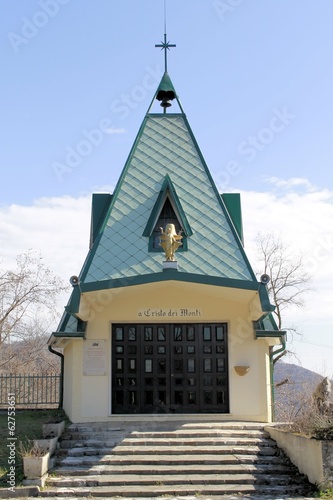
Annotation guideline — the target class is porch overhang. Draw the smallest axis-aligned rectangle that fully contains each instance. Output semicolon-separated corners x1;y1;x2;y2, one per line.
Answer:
66;272;272;316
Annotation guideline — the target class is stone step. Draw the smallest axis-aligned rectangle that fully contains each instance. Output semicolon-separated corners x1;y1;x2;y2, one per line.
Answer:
61;422;267;437
59;426;269;441
60;444;278;459
58;452;286;467
60;439;120;449
68;422;266;430
65;425;124;433
60;432;126;441
53;462;293;476
46;472;306;488
60;437;275;450
181;422;266;430
121;436;275;447
60;431;270;445
39;482;310;498
46;421;313;498
112;444;278;455
130;429;269;438
65;447;119;456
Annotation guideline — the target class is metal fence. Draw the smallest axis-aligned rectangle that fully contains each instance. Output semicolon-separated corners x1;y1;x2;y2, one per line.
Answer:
0;373;61;408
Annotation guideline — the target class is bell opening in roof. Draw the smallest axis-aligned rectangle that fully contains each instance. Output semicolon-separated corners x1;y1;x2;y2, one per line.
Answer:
156;89;176;109
147;71;184;114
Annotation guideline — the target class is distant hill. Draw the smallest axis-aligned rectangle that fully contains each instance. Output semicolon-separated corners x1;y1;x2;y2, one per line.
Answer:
273;361;331;421
274;361;324;389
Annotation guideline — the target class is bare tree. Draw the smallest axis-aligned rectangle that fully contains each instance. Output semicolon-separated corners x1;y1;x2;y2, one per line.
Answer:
256;233;313;363
0;316;61;374
0;250;67;350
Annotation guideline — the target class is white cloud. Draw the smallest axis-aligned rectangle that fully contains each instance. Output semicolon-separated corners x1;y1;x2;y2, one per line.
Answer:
265;176;317;192
240;181;333;286
0;195;91;281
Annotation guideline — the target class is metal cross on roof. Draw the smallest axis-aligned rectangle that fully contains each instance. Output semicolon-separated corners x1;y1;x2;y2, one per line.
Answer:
155;33;176;73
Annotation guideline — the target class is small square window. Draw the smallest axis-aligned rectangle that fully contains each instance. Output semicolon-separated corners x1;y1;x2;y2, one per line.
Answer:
145;360;153;373
187;327;195;341
115;327;123;341
174;359;183;373
158;359;166;373
144;327;153;341
216;326;225;341
129;359;136;371
204;359;212;373
217;358;225;373
203;327;211;341
188;391;196;405
128;327;136;341
116;359;123;372
158;328;166;341
187;359;195;373
174;327;182;341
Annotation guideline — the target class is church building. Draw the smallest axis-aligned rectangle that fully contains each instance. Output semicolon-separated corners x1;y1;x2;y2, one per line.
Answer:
48;37;286;423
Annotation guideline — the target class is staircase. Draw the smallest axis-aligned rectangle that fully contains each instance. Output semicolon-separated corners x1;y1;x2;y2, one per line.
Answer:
41;420;314;498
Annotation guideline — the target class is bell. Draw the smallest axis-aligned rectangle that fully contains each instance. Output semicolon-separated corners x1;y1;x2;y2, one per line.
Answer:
156;89;175;109
160;98;172;108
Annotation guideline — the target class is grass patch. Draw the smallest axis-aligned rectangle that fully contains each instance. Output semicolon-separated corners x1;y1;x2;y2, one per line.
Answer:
315;490;333;499
0;409;67;487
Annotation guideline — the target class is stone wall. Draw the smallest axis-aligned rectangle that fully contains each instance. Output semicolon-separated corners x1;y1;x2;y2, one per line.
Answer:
265;426;333;490
322;441;333;490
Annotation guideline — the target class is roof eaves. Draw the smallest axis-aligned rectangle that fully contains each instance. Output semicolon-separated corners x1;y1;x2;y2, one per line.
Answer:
258;283;275;313
76;272;259;293
254;312;286;339
65;273;259;314
52;331;85;339
255;330;287;338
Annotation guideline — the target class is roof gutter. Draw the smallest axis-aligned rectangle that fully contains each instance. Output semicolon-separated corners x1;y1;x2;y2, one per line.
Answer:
269;333;287;421
48;344;64;410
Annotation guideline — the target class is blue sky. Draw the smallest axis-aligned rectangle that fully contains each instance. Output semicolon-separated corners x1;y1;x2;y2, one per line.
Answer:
1;0;333;374
2;0;332;202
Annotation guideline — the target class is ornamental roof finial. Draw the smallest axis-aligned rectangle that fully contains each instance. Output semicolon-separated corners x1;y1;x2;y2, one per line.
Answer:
155;0;176;73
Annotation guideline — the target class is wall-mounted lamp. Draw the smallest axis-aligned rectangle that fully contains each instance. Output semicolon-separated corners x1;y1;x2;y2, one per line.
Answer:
234;366;250;376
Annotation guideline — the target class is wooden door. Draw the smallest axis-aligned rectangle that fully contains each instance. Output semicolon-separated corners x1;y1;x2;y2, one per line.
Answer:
112;323;229;414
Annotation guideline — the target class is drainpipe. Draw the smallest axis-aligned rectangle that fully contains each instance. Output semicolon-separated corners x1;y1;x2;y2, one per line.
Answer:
269;334;286;422
48;344;64;410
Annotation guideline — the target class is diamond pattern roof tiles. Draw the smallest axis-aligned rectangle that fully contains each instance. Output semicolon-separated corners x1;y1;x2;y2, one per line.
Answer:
82;113;256;285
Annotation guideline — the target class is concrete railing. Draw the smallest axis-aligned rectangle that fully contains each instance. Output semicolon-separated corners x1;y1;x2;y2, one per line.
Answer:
265;425;333;491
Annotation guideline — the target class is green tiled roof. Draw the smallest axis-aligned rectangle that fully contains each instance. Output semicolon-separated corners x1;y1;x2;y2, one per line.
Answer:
255;312;286;338
80;100;256;284
51;310;87;337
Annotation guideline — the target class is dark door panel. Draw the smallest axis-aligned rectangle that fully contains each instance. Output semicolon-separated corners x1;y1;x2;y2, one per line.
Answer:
112;323;229;414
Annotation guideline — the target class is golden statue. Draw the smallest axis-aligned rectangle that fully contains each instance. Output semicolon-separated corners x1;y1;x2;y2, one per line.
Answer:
160;224;183;261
